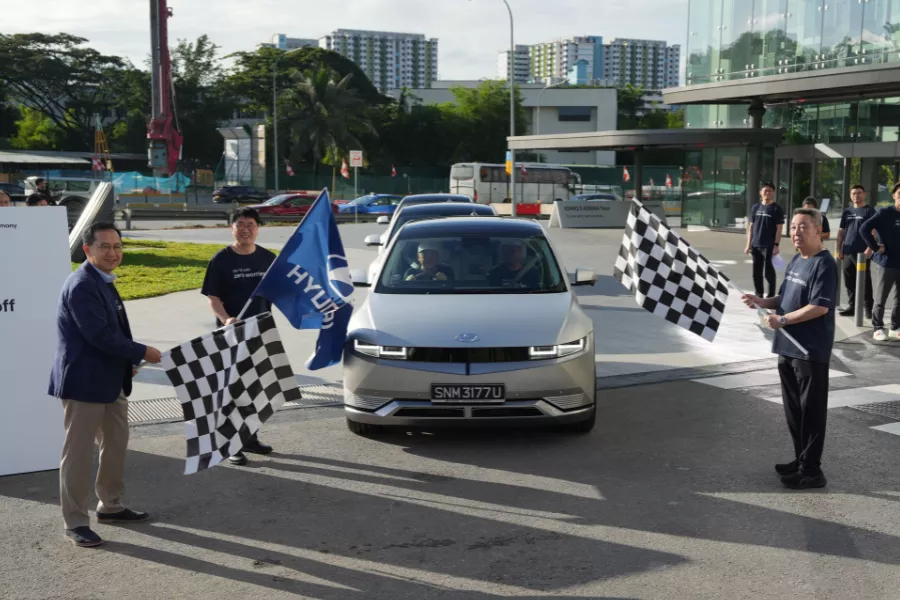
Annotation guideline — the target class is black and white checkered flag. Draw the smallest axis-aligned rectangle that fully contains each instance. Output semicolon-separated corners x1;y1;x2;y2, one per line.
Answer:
614;200;730;342
162;313;302;474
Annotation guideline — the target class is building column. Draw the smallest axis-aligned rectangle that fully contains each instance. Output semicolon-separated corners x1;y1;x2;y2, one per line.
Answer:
634;147;644;201
746;99;766;226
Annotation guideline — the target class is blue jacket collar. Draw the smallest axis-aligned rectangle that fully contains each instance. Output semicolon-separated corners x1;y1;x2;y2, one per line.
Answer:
84;261;118;283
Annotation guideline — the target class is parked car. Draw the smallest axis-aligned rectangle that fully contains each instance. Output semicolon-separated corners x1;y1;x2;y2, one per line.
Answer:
344;216;598;435
365;202;497;282
212;185;270;204
339;193;404;215
0;183;27;205
247;192;339;218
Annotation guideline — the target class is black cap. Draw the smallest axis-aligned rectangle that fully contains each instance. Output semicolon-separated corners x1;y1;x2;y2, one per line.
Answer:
802;196;819;208
760;181;775;190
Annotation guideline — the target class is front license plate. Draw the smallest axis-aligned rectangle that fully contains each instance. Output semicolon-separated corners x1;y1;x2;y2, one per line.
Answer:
431;384;505;403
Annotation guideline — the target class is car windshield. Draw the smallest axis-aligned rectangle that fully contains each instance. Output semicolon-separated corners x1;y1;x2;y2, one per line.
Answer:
345;195;374;205
376;233;567;295
262;195;292;205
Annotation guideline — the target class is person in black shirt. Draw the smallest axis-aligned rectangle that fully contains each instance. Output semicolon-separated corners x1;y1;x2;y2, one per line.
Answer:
488;240;541;288
201;208;277;465
403;241;455;281
836;185;876;318
742;208;836;490
860;182;900;341
745;182;785;298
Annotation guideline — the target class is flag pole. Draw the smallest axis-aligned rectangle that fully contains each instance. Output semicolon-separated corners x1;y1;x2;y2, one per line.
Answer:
726;281;809;357
235;188;331;322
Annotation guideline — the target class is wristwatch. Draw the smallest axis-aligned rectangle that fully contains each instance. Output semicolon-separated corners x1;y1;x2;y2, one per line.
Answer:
779;316;788;327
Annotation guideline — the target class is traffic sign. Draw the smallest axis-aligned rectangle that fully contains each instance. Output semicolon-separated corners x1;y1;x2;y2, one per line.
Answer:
349;150;364;168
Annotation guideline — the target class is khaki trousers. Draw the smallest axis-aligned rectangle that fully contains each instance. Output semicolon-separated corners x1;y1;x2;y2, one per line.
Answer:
59;393;129;529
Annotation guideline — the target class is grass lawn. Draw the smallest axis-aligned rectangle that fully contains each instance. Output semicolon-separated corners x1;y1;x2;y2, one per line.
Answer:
72;239;226;301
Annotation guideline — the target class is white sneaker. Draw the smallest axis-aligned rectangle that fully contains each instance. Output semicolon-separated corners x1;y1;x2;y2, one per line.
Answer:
874;330;887;341
890;330;900;341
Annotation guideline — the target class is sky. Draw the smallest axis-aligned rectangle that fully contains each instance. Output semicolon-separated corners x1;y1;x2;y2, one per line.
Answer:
3;0;689;80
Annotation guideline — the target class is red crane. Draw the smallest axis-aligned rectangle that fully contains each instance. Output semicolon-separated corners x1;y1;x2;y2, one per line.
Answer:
147;0;183;177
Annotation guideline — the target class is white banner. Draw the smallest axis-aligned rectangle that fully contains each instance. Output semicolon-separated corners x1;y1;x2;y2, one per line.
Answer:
0;208;71;475
549;200;667;229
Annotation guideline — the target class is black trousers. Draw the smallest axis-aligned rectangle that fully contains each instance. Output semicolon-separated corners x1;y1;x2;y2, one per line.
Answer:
841;254;873;312
751;246;777;297
778;355;829;472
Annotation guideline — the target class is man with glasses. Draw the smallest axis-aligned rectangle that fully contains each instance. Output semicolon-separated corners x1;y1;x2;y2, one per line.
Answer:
49;223;163;547
201;207;277;465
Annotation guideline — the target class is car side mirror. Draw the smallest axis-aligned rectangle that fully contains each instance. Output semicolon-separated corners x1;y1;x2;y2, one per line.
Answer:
573;268;597;287
350;268;370;288
376;216;390;225
364;234;383;247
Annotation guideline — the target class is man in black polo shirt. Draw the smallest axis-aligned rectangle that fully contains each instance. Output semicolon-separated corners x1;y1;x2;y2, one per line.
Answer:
836;184;876;318
743;208;836;490
861;182;900;341
745;182;785;298
201;207;277;465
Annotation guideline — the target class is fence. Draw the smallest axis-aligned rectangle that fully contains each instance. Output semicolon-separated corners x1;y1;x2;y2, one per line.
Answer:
20;169;193;194
262;172;450;200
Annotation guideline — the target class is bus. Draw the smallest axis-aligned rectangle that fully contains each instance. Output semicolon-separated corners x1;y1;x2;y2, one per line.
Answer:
449;163;578;205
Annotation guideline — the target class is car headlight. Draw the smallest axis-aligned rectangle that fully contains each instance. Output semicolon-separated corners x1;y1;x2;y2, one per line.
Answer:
353;340;409;360
528;337;587;360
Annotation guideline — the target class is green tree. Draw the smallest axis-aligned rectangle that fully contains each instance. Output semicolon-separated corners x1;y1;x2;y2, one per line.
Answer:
617;84;647;130
0;33;148;150
666;109;685;129
281;65;376;175
442;80;526;163
9;105;67;149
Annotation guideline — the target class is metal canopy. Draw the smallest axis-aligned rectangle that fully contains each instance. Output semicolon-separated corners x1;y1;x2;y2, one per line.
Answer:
507;128;784;152
0;151;90;166
664;62;900;106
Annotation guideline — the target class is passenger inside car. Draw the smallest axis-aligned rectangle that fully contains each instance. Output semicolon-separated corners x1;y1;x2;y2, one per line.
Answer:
404;241;456;281
488;240;542;288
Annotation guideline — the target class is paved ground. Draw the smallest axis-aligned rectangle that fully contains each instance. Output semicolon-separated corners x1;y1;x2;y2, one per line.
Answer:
2;224;899;599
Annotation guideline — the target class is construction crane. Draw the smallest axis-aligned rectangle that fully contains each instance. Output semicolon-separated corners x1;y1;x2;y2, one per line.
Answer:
147;0;183;177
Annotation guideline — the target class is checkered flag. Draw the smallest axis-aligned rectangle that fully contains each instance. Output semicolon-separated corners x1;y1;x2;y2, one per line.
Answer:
162;313;302;474
614;200;730;342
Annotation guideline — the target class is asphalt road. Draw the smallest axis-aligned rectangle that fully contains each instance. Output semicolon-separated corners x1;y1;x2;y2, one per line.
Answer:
2;223;898;598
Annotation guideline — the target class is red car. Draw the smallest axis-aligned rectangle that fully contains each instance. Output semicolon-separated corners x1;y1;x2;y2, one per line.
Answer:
248;192;340;218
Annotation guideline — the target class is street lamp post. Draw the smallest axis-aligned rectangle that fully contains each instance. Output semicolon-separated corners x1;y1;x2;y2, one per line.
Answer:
502;0;516;211
536;79;566;135
272;48;302;192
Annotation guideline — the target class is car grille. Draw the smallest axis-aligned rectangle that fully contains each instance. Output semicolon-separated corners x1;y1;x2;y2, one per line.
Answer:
394;407;466;418
470;407;544;418
406;347;530;363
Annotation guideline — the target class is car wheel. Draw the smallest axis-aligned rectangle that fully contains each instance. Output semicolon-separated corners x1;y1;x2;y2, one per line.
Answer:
346;418;383;436
560;407;596;434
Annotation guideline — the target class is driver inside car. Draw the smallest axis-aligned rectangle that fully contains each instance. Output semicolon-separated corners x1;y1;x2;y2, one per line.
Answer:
404;241;455;281
488;239;541;287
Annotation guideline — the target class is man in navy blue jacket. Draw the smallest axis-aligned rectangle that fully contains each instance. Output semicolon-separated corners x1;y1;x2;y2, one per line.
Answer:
860;183;900;341
49;223;162;547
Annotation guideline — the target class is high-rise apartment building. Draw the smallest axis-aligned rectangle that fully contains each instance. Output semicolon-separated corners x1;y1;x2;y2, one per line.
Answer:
318;29;438;94
521;36;680;88
497;45;532;83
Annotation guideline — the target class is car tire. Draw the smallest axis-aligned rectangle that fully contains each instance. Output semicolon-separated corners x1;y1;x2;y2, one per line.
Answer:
560;406;596;434
346;418;383;436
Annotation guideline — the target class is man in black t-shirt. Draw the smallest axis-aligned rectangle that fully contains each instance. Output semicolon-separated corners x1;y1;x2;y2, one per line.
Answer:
743;208;836;490
745;182;785;298
201;207;277;465
488;240;541;288
836;184;876;318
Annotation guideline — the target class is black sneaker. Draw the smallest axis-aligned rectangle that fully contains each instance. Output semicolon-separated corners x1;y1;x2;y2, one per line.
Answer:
243;438;273;455
65;526;104;547
775;460;800;476
97;508;150;524
228;451;248;466
781;471;827;490
838;307;854;317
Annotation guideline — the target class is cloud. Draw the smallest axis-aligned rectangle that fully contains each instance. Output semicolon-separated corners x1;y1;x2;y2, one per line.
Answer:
3;0;688;79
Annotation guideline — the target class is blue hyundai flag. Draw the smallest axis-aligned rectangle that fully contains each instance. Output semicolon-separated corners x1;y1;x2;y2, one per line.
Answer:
251;189;354;369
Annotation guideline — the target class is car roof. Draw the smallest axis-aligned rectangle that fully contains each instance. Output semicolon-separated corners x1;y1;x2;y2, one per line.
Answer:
402;193;471;201
397;216;544;238
396;203;493;217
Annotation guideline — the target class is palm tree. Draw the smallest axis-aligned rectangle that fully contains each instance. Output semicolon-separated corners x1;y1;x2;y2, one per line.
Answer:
280;64;376;177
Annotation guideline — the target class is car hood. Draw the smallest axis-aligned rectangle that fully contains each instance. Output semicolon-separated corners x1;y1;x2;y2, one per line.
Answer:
349;292;591;348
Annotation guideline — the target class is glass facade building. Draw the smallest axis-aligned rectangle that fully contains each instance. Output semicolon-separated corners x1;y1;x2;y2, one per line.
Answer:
675;0;900;226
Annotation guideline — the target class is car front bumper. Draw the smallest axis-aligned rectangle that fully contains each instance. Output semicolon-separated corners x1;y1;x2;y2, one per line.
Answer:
343;348;596;428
